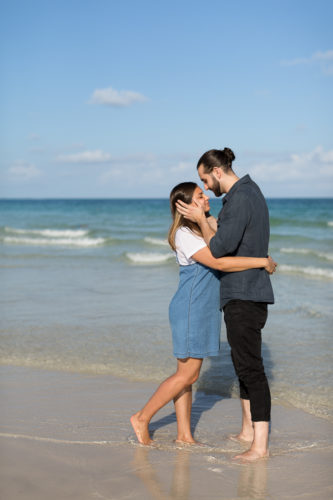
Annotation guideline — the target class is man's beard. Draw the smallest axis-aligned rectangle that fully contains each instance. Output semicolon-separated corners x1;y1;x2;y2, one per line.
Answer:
211;177;222;197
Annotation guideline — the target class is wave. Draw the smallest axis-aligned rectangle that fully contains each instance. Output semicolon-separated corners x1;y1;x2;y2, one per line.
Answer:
270;217;333;228
281;305;322;318
3;236;106;248
144;237;169;246
4;227;89;238
125;252;174;264
269;214;333;229
271;234;333;246
280;247;333;261
1;226;106;247
0;432;114;446
278;264;333;279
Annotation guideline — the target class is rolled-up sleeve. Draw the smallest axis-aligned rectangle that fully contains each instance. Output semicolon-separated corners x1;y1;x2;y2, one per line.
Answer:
209;192;250;257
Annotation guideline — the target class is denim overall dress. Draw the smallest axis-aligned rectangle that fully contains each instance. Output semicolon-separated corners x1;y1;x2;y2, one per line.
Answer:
169;262;221;359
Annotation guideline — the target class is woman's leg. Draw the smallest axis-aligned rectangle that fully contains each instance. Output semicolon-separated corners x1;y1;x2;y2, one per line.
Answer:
173;385;195;443
131;358;202;445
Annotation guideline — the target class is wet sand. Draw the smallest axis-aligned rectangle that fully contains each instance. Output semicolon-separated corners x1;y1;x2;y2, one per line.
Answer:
1;366;332;499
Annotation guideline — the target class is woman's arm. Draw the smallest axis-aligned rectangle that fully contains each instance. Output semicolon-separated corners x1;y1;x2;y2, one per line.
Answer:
192;246;277;273
205;214;217;232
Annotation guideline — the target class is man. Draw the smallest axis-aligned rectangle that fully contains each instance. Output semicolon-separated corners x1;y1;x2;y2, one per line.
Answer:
176;147;275;461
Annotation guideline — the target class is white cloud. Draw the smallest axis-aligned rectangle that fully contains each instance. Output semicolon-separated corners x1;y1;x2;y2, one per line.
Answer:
281;50;333;74
5;148;331;197
319;149;333;163
91;86;148;107
97;153;200;194
170;161;193;173
99;168;123;183
109;152;157;163
247;146;333;195
98;155;157;187
57;150;112;164
8;162;42;180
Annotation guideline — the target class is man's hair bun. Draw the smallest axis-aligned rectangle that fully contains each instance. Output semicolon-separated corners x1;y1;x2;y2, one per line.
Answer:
222;147;236;165
197;146;235;173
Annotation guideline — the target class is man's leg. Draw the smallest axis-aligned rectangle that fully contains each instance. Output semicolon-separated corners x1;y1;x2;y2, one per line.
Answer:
224;300;270;460
230;398;253;443
229;365;254;443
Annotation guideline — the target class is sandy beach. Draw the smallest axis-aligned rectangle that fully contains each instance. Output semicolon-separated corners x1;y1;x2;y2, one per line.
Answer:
1;366;332;500
2;0;333;494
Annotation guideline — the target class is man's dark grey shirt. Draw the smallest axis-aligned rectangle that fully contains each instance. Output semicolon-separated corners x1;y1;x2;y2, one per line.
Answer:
209;174;274;309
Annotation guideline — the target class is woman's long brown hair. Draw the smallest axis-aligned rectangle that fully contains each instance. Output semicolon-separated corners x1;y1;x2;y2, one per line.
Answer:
167;182;202;251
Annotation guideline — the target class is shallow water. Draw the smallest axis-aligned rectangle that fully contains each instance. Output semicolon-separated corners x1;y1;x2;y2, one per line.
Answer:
1;198;332;420
2;367;332;500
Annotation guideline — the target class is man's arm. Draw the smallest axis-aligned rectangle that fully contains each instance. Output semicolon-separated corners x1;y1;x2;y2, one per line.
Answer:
176;193;251;254
209;192;250;258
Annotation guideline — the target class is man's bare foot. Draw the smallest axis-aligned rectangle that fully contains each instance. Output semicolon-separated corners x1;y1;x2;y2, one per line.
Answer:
229;433;253;444
233;448;269;462
130;413;153;445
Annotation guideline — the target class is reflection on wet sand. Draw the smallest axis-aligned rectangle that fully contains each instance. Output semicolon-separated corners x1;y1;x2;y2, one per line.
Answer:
132;445;268;500
237;460;268;499
133;446;190;500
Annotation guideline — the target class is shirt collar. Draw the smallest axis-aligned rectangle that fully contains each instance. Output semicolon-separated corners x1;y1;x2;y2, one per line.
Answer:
222;174;251;204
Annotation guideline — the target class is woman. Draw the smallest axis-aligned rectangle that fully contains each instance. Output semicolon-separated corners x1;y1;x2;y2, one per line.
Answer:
130;182;276;445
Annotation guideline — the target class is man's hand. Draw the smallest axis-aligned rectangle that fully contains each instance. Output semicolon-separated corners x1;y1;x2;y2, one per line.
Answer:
175;199;205;223
265;255;278;274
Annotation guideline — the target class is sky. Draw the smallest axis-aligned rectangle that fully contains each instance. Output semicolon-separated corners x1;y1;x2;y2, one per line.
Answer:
1;0;332;198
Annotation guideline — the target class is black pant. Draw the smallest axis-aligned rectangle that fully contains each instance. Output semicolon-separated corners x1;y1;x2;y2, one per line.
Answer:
223;299;271;422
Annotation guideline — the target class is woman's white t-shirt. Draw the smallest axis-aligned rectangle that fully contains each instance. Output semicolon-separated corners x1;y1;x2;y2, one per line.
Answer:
174;227;207;266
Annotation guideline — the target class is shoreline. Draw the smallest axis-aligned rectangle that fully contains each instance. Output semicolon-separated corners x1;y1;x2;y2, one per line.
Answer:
1;365;332;499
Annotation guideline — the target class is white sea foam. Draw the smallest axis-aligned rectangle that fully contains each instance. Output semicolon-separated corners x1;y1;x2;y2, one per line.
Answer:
280;247;333;261
144;237;169;246
281;247;312;255
4;227;89;238
3;236;105;247
278;264;333;279
126;252;174;264
328;221;333;227
0;432;113;446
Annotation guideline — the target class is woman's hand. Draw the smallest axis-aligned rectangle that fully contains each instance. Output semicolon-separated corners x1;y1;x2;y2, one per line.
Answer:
176;199;205;223
265;256;277;274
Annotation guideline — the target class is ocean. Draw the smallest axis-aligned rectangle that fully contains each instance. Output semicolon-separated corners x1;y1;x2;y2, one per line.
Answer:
1;198;332;421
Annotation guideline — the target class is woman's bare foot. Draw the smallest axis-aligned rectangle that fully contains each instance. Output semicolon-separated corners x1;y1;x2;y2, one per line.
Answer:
233;448;269;462
173;439;207;447
130;413;153;445
174;438;206;446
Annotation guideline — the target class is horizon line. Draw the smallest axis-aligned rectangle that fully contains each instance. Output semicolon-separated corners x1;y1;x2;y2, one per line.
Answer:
0;196;332;201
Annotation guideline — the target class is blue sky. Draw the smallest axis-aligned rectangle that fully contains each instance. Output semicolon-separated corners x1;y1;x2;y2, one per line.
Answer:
1;0;332;198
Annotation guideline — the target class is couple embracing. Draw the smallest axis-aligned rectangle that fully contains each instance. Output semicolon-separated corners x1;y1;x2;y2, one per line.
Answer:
131;147;276;461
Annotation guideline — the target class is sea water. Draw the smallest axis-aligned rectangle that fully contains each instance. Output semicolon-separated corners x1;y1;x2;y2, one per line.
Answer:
1;198;332;421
